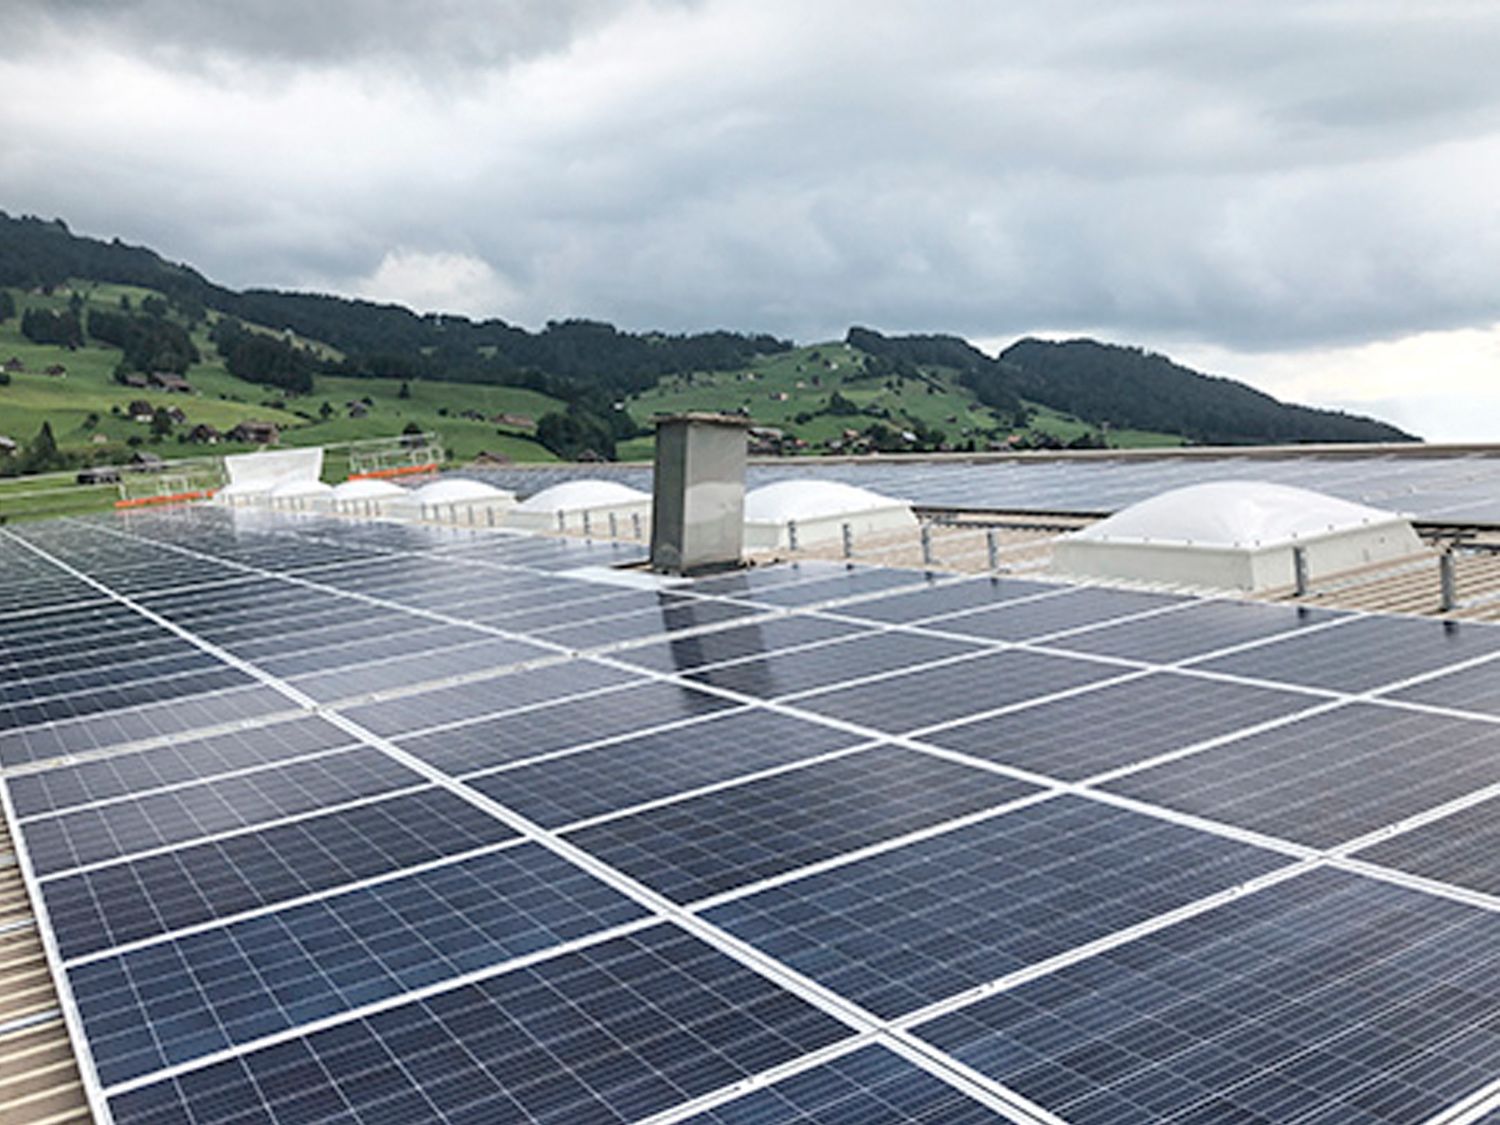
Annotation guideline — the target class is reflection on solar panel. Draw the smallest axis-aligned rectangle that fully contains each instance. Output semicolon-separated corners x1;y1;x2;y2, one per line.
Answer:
2;504;1499;1125
470;450;1500;523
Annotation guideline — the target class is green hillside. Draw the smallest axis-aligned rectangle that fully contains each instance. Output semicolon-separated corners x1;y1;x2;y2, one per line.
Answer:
0;212;1417;487
0;281;562;475
623;341;1179;457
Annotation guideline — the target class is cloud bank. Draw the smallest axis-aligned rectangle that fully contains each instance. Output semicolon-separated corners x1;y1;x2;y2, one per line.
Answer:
3;0;1499;434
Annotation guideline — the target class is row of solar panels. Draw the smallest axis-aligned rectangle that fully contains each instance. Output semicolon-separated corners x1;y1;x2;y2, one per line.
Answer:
470;451;1500;523
2;508;1499;1123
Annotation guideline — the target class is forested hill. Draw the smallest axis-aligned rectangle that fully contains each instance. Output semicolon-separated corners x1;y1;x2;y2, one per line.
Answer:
849;326;1414;445
2;211;1415;447
0;213;789;402
998;338;1414;444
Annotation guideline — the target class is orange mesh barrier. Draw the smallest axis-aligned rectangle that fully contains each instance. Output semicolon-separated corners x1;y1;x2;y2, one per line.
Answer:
114;489;217;509
347;462;439;481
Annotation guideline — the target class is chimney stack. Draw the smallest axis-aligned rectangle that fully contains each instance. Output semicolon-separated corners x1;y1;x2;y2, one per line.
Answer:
650;412;750;575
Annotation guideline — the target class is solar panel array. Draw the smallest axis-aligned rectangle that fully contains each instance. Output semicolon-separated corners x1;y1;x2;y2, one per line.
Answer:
471;450;1500;522
2;505;1500;1124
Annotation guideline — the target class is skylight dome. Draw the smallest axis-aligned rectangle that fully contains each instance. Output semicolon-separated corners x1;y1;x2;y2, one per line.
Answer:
408;478;511;505
1052;480;1423;591
508;479;651;533
743;479;916;550
515;480;649;512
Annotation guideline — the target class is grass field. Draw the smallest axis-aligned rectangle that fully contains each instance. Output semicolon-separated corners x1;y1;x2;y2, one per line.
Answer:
621;342;1183;458
0;283;563;470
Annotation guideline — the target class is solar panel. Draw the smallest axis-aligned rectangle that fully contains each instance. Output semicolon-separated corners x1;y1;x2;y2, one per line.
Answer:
6;504;1500;1125
0;683;297;768
340;659;641;738
564;744;1039;904
465;708;867;828
109;924;852;1125
394;679;738;775
71;842;649;1084
1045;599;1346;665
44;787;516;959
1353;793;1500;897
829;574;1062;624
791;649;1127;734
923;672;1322;781
683;1044;1005;1122
685;631;984;699
1103;702;1500;849
609;614;869;674
6;715;357;818
913;867;1500;1124
705;796;1289;1019
926;586;1192;643
1189;615;1500;693
23;745;424;876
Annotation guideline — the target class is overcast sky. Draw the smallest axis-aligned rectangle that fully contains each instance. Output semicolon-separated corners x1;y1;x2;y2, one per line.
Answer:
4;0;1500;439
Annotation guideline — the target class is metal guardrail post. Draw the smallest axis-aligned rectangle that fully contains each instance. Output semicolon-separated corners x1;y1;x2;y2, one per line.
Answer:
841;522;853;559
787;519;799;552
556;510;566;533
1292;545;1309;597
632;512;643;540
986;528;999;572
487;507;496;527
920;524;934;567
608;512;619;539
582;510;592;538
1440;548;1457;612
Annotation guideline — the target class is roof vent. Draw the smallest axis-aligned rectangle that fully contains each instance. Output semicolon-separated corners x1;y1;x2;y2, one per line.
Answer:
650;413;750;574
1050;480;1423;591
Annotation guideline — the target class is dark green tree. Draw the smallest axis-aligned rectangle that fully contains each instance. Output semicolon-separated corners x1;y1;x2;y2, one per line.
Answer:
0;289;15;322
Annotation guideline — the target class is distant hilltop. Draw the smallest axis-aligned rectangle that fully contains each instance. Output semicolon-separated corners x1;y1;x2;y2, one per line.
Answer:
0;211;1415;459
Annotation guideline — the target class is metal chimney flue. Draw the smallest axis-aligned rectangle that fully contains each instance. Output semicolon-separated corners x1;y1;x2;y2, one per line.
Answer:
650;412;750;575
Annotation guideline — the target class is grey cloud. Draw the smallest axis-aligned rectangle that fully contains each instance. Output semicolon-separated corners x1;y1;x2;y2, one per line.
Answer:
3;0;1500;358
9;0;679;70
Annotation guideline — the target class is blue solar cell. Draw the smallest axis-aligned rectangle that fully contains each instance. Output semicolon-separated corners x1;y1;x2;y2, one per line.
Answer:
686;631;984;699
23;746;423;877
6;716;356;818
1190;615;1500;693
466;709;865;828
0;650;221;707
44;788;515;960
831;576;1061;624
740;568;936;608
925;672;1320;781
396;680;738;775
685;1045;1004;1123
0;665;256;732
340;659;641;738
792;649;1124;734
932;586;1189;642
566;745;1038;904
536;598;764;649
286;636;557;703
109;924;851;1124
610;615;870;674
1382;656;1500;717
706;796;1288;1019
1354;792;1500;898
914;868;1500;1124
0;684;297;768
1048;599;1345;665
1104;702;1500;848
70;843;648;1085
